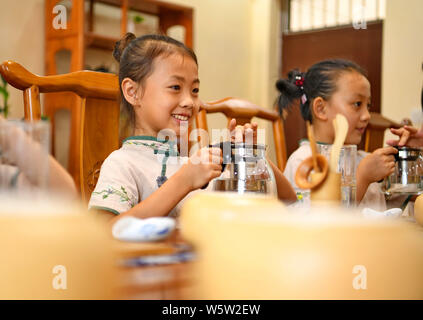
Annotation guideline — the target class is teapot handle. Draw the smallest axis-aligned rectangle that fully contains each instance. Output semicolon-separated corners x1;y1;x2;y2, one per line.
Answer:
200;163;226;190
200;141;231;190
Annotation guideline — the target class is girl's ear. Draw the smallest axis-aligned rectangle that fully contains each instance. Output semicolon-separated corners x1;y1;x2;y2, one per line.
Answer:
312;97;328;121
121;78;140;106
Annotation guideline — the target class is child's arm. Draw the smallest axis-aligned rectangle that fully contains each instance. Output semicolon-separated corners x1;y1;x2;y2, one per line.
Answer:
356;147;397;202
267;158;297;202
0;116;77;197
47;156;78;198
109;147;222;223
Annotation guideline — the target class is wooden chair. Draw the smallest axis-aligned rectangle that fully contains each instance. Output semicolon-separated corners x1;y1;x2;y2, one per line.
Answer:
364;112;402;152
0;60;120;202
195;97;287;171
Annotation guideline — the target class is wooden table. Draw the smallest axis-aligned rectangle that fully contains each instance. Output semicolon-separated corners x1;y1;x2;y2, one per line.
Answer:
112;217;423;300
113;230;196;300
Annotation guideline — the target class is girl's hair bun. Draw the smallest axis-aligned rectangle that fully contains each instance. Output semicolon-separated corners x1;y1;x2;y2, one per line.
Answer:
276;68;305;117
275;78;289;92
113;32;136;63
276;69;304;96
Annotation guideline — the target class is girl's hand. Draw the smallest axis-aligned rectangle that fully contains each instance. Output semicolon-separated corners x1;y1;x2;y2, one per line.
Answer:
386;125;423;148
181;147;223;190
357;147;398;184
228;118;258;144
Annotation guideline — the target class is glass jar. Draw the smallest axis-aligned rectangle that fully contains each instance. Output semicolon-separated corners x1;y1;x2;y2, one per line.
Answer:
212;142;277;197
317;144;357;208
382;146;423;198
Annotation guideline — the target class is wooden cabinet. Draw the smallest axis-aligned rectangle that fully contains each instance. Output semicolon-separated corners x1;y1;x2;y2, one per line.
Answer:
45;0;193;74
44;0;193;190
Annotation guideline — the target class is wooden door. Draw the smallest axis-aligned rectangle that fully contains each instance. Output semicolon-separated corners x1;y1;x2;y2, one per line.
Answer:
282;22;383;156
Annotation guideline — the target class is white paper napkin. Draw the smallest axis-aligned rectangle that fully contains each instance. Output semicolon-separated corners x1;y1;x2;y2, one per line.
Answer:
361;207;402;219
112;216;176;242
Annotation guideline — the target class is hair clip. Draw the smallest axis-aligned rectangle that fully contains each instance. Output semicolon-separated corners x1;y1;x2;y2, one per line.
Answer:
301;94;307;105
295;75;305;90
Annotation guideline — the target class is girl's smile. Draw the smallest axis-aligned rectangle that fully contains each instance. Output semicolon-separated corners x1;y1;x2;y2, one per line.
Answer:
356;127;366;135
171;114;190;121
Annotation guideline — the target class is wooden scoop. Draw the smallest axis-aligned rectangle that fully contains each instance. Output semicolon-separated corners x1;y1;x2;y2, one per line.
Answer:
306;121;320;173
330;114;349;172
295;154;329;189
295;121;329;189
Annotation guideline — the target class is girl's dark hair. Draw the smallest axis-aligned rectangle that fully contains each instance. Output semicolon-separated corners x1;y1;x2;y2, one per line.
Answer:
113;33;198;135
276;59;367;123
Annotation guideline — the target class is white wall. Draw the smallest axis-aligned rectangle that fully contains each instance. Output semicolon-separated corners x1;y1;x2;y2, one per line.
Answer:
168;0;281;158
382;0;423;135
0;0;45;119
248;0;281;160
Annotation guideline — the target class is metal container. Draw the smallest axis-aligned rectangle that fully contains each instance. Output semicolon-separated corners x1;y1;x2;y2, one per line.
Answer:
382;146;423;197
212;142;277;196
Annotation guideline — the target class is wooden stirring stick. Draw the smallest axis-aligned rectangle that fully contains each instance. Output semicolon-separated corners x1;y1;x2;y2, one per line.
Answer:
306;121;320;173
330;114;349;172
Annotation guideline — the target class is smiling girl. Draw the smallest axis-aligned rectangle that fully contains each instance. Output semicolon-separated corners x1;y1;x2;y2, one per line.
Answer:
279;59;397;209
89;33;295;222
88;33;224;221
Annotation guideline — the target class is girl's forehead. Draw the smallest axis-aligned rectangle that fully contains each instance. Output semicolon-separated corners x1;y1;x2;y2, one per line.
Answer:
150;53;198;78
336;71;370;94
154;53;197;68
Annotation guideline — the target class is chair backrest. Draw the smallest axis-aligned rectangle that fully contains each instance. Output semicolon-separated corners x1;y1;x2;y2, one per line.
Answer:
364;112;402;152
0;60;120;202
195;97;287;170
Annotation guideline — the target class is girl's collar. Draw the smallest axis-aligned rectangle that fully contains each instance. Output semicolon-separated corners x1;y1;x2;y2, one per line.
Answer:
316;140;331;145
123;135;177;144
299;138;331;146
123;135;179;156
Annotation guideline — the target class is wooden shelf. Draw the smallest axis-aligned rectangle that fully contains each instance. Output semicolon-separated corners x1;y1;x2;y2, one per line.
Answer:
85;32;119;51
83;0;194;51
46;0;193;63
94;0;193;15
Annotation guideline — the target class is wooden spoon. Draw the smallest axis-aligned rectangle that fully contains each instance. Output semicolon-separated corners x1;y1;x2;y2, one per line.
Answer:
306;121;320;173
295;154;329;189
330;114;349;172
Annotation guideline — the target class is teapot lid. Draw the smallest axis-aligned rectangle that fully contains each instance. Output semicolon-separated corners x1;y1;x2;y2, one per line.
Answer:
210;141;266;150
394;146;422;161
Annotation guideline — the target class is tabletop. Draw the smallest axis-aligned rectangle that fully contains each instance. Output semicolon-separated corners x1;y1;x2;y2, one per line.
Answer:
111;215;423;300
113;230;196;300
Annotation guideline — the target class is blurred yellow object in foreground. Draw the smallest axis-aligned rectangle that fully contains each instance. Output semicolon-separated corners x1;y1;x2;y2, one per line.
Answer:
0;196;117;299
413;194;423;227
180;192;423;299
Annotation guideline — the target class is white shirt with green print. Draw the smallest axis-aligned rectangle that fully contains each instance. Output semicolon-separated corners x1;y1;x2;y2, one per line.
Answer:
88;136;212;217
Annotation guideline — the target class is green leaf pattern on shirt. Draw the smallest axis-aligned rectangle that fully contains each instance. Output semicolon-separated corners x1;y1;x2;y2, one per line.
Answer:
124;141;178;156
93;186;135;208
94;139;176;209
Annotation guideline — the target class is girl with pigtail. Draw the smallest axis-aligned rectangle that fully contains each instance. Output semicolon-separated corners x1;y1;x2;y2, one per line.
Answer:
278;59;398;210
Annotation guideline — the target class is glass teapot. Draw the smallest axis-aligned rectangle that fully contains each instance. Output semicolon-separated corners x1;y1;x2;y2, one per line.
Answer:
381;146;423;198
211;142;277;196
